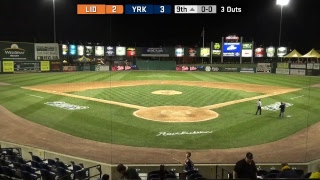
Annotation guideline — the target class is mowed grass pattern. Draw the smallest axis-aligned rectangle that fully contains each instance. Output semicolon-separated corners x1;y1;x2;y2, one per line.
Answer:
0;71;319;149
71;85;262;107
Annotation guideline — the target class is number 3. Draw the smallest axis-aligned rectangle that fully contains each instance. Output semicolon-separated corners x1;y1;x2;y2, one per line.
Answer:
221;6;224;12
112;6;117;12
160;6;164;13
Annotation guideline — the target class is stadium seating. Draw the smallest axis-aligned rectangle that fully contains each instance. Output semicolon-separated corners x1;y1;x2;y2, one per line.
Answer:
0;146;101;180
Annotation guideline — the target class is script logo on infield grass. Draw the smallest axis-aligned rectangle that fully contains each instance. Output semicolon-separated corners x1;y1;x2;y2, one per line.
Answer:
261;102;293;111
44;101;89;110
156;131;213;136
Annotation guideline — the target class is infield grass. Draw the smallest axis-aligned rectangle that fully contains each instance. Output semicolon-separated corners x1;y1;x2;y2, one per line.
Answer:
0;71;319;149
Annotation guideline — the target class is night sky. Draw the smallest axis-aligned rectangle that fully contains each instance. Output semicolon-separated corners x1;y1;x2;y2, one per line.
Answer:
1;0;319;53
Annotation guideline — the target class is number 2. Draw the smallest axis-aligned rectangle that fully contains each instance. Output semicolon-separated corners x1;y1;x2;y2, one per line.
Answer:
112;6;117;12
221;6;224;12
160;6;164;13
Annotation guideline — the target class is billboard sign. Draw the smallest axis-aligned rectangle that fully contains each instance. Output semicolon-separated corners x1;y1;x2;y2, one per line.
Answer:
141;47;169;57
212;43;221;57
188;48;197;57
116;46;126;56
34;43;60;60
0;42;34;61
69;44;76;56
223;43;241;57
242;43;253;57
255;47;264;57
127;47;136;56
200;48;210;57
85;46;94;56
266;46;275;57
62;44;68;56
95;46;104;56
77;45;84;56
175;47;184;57
277;47;287;57
105;46;115;56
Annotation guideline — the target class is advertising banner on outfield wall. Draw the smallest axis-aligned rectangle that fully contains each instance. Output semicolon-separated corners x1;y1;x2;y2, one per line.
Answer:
223;67;238;72
291;63;306;69
50;61;62;72
255;47;264;57
127;48;136;56
256;63;271;73
204;66;219;72
240;68;255;73
34;43;60;60
290;69;306;75
40;61;50;71
61;44;68;56
266;46;275;57
175;47;184;57
223;43;241;57
77;45;84;56
200;48;210;57
242;43;253;57
0;42;34;61
175;66;198;71
277;63;289;69
63;66;77;72
95;65;109;71
276;68;290;75
277;47;287;57
69;45;76;56
105;46;115;56
141;47;170;57
95;46;104;56
2;61;14;72
314;63;320;70
14;61;40;72
307;63;314;69
212;43;221;57
112;65;132;71
116;47;126;56
188;48;197;57
85;46;94;57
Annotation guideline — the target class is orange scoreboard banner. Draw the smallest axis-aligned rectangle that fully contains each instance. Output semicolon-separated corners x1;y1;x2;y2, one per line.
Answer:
77;4;124;14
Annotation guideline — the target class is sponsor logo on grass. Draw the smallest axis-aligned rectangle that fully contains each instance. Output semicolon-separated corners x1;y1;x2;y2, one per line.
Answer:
261;102;293;111
44;101;89;110
156;131;213;136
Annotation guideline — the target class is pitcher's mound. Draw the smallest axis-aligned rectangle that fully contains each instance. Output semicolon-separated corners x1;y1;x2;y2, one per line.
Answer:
133;106;219;122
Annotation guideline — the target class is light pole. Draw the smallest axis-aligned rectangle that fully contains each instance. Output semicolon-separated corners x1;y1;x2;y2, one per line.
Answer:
276;0;289;47
53;0;56;43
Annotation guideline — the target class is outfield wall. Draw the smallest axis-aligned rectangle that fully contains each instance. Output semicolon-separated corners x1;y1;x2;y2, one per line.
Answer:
1;60;320;76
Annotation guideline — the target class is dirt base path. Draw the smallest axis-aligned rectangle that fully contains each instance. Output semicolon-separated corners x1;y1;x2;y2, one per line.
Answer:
1;105;320;164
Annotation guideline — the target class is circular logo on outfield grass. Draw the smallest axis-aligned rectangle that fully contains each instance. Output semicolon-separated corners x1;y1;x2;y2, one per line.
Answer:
133;106;219;122
152;90;182;95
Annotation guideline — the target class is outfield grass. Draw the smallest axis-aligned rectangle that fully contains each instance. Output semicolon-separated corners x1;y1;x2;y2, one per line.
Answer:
70;85;263;107
0;71;319;149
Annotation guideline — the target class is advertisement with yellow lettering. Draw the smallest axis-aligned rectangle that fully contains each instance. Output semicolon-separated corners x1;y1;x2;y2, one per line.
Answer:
41;61;50;71
3;61;14;72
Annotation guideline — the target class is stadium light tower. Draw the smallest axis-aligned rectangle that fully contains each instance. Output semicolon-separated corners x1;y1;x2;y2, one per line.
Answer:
276;0;289;46
53;0;56;43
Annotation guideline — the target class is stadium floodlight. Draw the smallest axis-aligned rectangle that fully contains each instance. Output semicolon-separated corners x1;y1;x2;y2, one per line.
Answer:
276;0;290;47
276;0;290;6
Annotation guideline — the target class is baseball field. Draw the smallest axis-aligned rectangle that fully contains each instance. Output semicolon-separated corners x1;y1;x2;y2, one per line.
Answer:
0;71;320;164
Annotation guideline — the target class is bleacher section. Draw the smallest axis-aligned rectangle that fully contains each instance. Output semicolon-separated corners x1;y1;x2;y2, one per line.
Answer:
0;146;101;180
